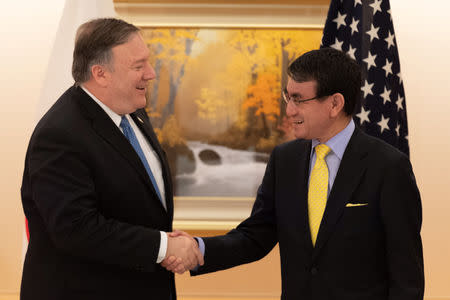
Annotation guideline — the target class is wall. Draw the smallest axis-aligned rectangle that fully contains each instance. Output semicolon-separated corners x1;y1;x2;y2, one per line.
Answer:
0;0;65;295
0;0;449;298
390;0;450;296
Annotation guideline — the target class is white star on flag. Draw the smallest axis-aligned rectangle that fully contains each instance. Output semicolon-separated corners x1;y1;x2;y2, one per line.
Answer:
356;106;371;124
378;115;390;133
347;45;357;60
331;37;343;50
380;87;391;104
354;0;362;7
361;80;374;97
396;96;404;111
385;31;395;49
350;17;359;35
382;58;393;76
395;123;401;136
363;51;377;70
333;12;347;30
370;0;383;16
366;24;379;42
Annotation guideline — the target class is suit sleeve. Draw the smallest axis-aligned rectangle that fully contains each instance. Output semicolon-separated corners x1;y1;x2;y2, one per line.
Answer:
193;147;279;275
380;154;424;299
26;124;161;272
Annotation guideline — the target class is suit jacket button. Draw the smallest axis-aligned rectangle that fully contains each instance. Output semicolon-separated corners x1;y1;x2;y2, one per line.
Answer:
311;267;318;275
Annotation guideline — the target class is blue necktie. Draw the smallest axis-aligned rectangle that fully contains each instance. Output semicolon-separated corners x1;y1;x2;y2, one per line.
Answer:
120;116;164;207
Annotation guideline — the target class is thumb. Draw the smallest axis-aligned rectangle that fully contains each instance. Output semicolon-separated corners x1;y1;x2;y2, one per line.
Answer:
168;229;184;237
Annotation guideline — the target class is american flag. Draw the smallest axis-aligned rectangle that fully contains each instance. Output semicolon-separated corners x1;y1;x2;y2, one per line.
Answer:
321;0;409;156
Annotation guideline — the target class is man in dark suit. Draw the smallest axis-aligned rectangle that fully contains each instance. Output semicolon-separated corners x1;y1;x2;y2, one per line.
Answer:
165;48;424;299
20;18;202;300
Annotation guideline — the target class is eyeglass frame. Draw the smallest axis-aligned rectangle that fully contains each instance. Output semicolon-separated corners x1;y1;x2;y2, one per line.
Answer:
282;89;329;106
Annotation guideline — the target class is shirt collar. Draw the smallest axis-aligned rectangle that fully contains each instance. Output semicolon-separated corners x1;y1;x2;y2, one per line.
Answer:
80;85;122;127
311;119;355;160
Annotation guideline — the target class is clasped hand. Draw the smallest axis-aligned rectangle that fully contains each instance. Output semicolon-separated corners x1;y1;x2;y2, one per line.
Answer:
161;230;203;274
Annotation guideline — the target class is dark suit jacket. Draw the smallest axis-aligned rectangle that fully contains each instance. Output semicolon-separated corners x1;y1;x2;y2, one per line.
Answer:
194;128;424;300
20;86;175;300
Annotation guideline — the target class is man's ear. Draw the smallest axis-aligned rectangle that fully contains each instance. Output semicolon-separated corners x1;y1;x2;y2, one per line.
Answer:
329;93;345;118
90;64;109;87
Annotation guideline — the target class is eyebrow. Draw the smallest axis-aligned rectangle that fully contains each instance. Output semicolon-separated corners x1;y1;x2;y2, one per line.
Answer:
132;58;148;66
284;88;303;98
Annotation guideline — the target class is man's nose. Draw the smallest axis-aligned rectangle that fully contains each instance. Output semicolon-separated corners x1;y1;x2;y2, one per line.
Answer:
285;101;297;117
144;63;156;81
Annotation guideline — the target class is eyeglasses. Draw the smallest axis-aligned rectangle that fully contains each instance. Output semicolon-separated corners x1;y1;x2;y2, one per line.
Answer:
282;89;326;106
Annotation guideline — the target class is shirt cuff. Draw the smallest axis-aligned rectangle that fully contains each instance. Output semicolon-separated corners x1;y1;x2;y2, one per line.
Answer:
156;231;168;263
191;237;205;271
196;237;206;257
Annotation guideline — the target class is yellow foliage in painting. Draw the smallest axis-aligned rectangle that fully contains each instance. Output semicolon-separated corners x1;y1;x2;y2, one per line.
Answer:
243;73;281;122
158;115;185;147
145;28;199;80
153;127;163;143
190;32;253;129
228;30;259;65
195;88;225;124
213;51;251;129
227;29;322;78
147;29;198;62
256;134;279;152
145;106;161;119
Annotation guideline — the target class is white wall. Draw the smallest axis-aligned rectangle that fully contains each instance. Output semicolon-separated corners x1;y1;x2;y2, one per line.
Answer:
390;0;450;297
0;0;65;293
0;0;449;297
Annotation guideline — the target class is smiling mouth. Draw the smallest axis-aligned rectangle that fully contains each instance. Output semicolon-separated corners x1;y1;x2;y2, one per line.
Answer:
136;87;146;91
293;120;304;125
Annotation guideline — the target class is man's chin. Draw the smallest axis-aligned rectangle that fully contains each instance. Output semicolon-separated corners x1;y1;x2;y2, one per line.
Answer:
134;97;147;109
292;130;307;140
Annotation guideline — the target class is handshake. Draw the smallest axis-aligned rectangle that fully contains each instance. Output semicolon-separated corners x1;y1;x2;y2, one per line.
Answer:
161;230;204;274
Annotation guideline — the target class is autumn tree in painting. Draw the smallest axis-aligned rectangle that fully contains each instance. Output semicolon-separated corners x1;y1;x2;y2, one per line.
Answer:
144;28;199;129
243;72;280;139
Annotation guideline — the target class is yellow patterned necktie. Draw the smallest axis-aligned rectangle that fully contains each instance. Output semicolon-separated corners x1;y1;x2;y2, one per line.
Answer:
308;143;331;247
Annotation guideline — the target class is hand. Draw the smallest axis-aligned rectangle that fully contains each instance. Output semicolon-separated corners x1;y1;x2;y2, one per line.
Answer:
161;230;203;274
162;231;203;274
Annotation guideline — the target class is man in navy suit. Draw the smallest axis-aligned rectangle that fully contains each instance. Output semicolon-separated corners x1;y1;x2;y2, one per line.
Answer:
20;18;202;300
165;48;424;300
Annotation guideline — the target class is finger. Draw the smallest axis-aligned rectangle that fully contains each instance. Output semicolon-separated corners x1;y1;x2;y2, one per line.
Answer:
161;255;176;268
187;259;198;270
194;247;204;266
174;264;186;274
174;230;191;238
183;243;199;268
166;257;182;271
183;254;193;271
168;230;182;237
161;256;173;268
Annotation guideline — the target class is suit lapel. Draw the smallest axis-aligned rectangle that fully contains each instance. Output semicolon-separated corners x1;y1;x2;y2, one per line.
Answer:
298;142;315;255
312;128;368;260
75;87;169;215
131;112;174;217
283;140;314;255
